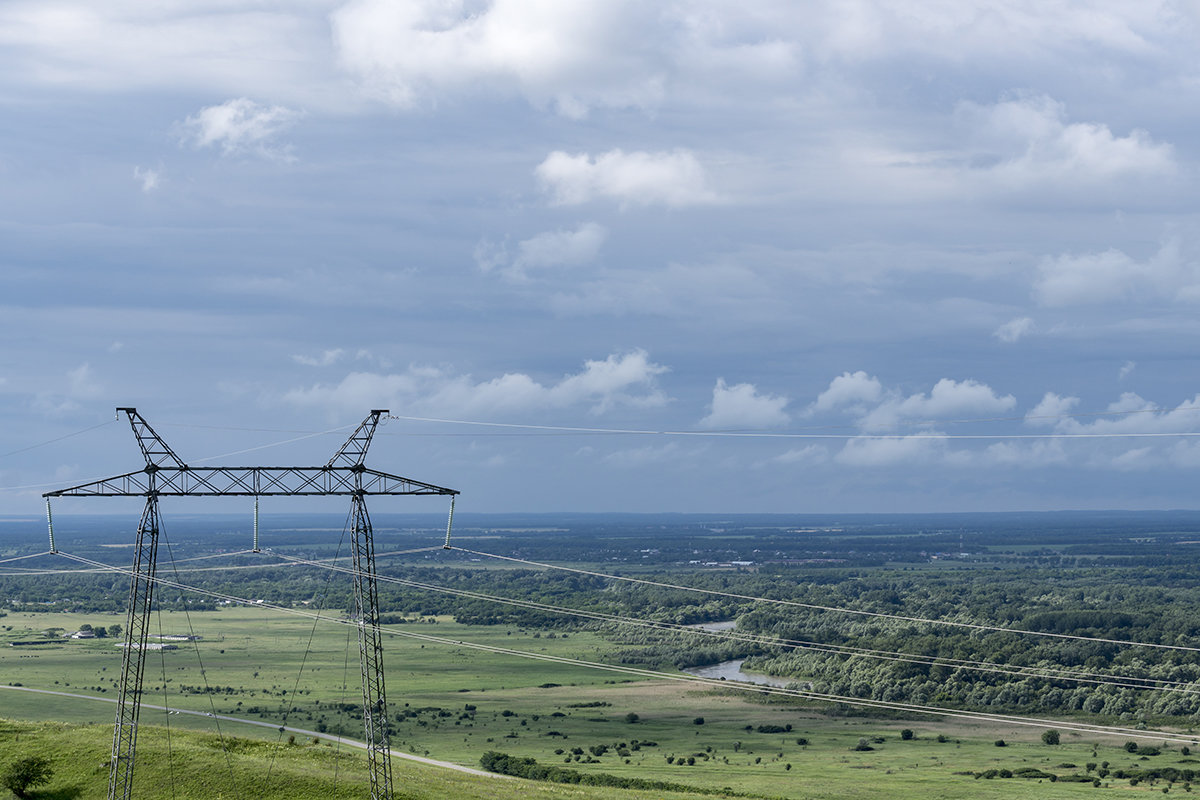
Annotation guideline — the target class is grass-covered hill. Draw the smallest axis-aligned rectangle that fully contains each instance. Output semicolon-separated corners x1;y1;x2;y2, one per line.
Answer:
0;717;734;800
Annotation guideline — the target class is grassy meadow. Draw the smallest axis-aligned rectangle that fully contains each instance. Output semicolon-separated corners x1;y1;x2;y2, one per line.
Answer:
2;608;1196;798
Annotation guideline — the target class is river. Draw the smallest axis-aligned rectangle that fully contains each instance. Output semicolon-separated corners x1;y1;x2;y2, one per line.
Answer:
682;658;801;689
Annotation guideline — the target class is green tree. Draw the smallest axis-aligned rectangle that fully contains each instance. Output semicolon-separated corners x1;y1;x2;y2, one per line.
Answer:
1042;729;1061;745
2;756;53;798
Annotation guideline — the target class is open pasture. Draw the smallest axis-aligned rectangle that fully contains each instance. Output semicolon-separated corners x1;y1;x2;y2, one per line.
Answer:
2;608;1194;798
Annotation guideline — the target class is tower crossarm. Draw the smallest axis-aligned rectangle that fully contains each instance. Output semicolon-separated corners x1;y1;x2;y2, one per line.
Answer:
43;466;457;498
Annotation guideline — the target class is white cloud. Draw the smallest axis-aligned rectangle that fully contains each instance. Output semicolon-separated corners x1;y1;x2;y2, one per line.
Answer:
479;223;607;280
1025;392;1080;428
810;371;883;414
179;98;301;160
284;349;669;417
993;317;1034;343
1033;240;1200;306
835;434;947;467
133;165;160;192
1119;361;1136;380
859;378;1016;432
957;93;1175;189
535;149;718;207
1042;392;1200;436
330;0;673;116
292;349;345;367
698;378;789;430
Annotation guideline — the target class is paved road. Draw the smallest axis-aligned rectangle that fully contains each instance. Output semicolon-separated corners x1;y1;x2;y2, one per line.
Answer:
0;683;507;779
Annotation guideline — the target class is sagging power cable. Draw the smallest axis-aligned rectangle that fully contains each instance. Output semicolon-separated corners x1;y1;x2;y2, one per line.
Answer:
453;546;1200;654
47;549;1200;746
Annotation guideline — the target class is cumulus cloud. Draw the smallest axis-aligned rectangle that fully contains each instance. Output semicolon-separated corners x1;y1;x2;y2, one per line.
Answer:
957;93;1174;189
1037;392;1200;436
808;372;1017;436
1025;392;1080;427
133;165;160;192
1033;240;1200;306
535;149;719;207
698;379;789;430
179;98;301;160
478;223;607;280
284;350;669;417
809;371;883;415
993;317;1034;343
858;379;1016;432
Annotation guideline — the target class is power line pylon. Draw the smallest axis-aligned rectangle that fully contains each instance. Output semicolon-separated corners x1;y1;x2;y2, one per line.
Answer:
44;408;458;800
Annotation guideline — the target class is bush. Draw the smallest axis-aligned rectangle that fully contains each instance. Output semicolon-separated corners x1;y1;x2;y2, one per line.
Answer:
900;729;914;741
693;717;705;725
1;756;54;798
624;713;639;724
1042;729;1061;745
994;740;1007;747
853;738;874;752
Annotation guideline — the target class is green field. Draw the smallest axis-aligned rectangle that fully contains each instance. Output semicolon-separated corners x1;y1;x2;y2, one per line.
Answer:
2;608;1196;798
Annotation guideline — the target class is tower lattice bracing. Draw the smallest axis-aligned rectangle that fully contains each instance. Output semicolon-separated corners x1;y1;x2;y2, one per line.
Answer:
44;409;458;800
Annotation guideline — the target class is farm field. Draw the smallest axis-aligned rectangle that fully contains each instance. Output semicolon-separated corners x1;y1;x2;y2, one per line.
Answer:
1;609;1196;798
6;511;1200;797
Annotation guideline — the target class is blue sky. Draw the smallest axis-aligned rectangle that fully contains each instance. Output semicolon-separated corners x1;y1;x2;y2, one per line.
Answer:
4;2;1200;514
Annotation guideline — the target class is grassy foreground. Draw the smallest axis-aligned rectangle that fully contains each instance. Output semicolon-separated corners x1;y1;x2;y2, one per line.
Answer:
0;717;731;800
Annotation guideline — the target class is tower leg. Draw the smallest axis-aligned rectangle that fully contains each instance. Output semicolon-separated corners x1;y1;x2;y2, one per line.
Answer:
351;494;393;800
108;495;161;800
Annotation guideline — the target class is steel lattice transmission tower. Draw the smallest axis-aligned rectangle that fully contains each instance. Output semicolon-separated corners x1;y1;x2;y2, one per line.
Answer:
43;408;458;800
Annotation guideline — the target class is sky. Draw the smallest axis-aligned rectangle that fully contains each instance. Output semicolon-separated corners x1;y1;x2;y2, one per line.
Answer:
4;1;1200;515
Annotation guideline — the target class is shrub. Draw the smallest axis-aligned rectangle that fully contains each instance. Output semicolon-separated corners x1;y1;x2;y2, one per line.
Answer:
1042;730;1061;745
900;729;914;741
693;717;705;725
1;756;54;798
625;713;639;724
853;738;874;752
994;740;1007;747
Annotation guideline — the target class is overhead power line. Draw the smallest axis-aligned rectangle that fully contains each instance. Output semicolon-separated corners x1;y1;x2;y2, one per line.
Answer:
51;550;1200;746
264;550;1200;697
11;546;1194;697
454;547;1200;654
